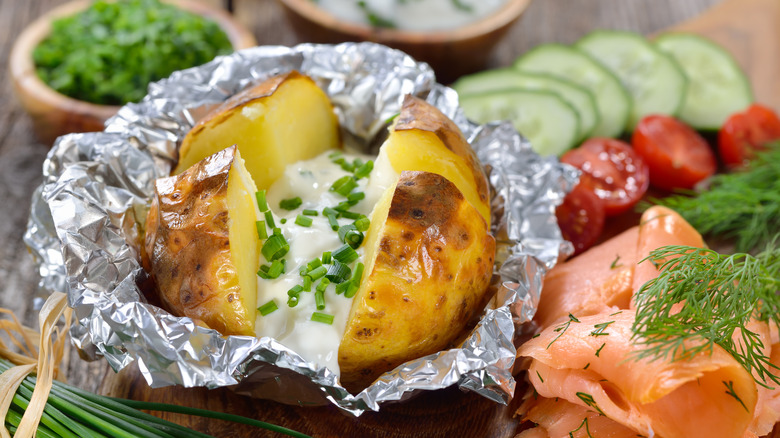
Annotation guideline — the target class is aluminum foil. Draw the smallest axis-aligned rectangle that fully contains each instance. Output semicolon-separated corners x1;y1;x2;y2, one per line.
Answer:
24;42;576;415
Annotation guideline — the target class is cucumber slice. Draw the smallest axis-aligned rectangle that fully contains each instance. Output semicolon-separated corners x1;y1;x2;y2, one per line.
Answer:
514;43;630;138
452;69;600;141
459;88;580;156
576;30;687;131
654;33;753;130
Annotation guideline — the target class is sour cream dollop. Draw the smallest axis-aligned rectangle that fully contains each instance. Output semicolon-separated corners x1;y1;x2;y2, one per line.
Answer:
254;149;398;375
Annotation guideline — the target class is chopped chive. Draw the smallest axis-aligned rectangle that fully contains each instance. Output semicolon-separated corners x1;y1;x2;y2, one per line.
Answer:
354;216;370;231
330;175;358;197
279;197;302;210
295;214;313;227
255;220;268;239
261;234;289;261
267;259;285;278
328;151;342;159
307;258;322;271
325;260;352;283
280;218;287;224
324;209;339;230
332;244;359;264
287;285;304;307
308;265;327;281
321;251;332;265
338;224;357;241
264;210;276;229
335;280;350;295
347;192;365;203
303;275;312;292
302;209;318;216
339;210;361;219
273;227;282;236
257;264;271;279
344;262;364;298
258;300;278;316
345;230;364;248
334;200;357;212
354;160;374;179
255;190;268;211
311;312;334;325
352;158;364;169
314;289;325;310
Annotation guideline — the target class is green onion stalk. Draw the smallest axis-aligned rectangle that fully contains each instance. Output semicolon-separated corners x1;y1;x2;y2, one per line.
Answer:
0;358;311;438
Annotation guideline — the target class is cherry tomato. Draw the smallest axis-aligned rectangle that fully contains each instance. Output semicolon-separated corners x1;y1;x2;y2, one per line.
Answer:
718;103;780;168
556;183;605;256
632;115;716;191
560;138;650;216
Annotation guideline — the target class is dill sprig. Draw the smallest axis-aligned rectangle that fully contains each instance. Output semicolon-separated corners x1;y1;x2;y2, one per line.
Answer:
631;244;780;386
648;144;780;252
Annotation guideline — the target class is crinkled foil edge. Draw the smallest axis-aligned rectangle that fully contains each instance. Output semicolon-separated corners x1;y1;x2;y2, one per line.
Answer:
24;42;576;415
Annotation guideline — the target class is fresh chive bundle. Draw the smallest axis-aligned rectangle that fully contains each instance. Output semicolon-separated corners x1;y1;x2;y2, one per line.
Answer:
0;359;310;438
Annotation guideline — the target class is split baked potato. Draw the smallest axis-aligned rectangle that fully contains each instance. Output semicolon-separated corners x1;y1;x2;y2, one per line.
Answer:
144;145;260;336
144;72;496;391
173;70;340;189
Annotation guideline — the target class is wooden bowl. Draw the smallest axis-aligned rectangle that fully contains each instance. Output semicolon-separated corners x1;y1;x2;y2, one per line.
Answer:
277;0;532;83
9;0;257;146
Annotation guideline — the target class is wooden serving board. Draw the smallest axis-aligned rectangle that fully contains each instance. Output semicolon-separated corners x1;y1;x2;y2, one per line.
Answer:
96;0;780;436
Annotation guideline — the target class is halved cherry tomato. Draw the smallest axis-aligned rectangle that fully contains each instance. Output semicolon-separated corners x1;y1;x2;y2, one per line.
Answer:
718;103;780;168
556;183;605;256
632;115;716;191
560;138;650;216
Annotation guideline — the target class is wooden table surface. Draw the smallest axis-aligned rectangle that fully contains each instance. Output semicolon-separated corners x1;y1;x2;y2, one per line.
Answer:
0;0;730;437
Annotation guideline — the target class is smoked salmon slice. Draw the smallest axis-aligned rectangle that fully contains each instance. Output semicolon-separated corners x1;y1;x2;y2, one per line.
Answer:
534;226;639;329
631;205;706;308
517;396;638;438
518;311;757;438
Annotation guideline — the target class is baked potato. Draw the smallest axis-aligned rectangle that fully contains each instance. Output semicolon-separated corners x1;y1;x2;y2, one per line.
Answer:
144;145;260;336
173;70;340;189
383;95;491;226
145;79;496;391
338;170;495;392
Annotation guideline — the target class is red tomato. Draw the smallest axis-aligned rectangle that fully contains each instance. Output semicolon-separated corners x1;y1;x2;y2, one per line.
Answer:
632;115;716;191
718;103;780;168
556;183;605;256
560;138;650;216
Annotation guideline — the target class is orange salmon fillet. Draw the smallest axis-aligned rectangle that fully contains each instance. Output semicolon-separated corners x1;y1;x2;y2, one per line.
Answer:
517;396;638;438
534;226;639;329
519;311;757;438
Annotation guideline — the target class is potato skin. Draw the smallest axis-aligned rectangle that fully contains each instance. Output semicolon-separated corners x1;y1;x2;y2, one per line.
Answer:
393;95;491;218
144;146;255;336
338;171;496;392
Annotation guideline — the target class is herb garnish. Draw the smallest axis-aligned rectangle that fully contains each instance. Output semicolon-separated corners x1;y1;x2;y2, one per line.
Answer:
590;321;614;337
451;0;474;13
357;1;397;28
595;343;606;357
575;392;605;416
536;371;544;383
547;314;580;349
632;244;780;385
569;417;594;438
33;0;233;105
610;255;622;269
723;380;749;412
649;144;780;252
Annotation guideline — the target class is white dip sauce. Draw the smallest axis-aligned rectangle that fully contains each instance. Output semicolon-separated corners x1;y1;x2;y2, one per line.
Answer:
316;0;508;31
254;149;398;375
